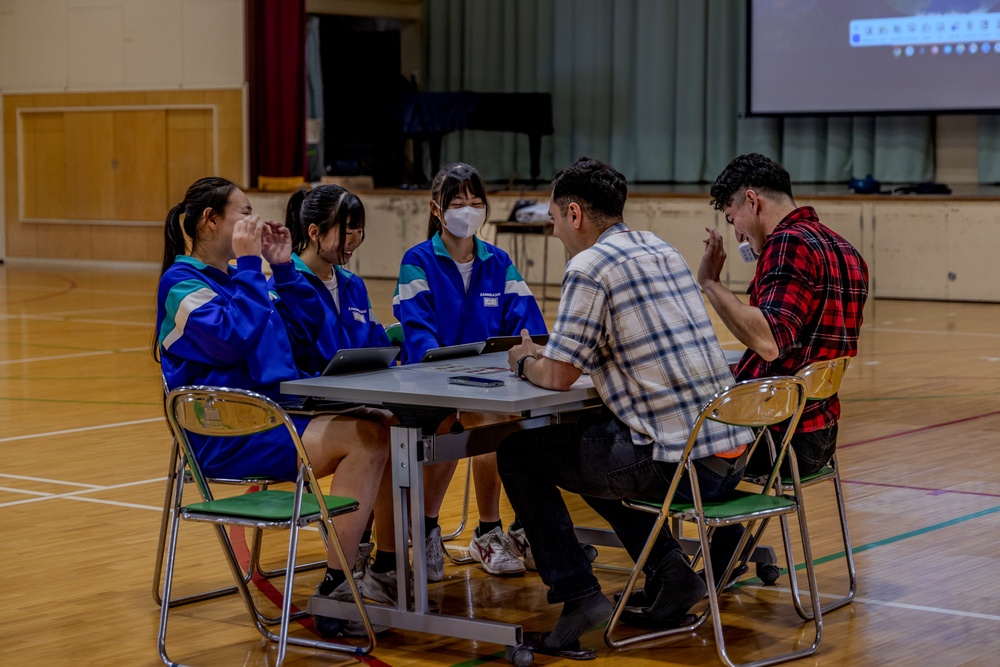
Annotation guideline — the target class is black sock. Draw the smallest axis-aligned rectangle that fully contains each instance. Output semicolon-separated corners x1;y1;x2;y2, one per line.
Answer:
424;515;439;535
510;517;522;532
478;519;502;536
370;549;396;574
545;591;614;649
361;529;372;544
318;567;347;596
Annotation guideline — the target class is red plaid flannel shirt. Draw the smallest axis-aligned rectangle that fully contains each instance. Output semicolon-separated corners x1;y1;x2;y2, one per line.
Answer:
734;206;869;432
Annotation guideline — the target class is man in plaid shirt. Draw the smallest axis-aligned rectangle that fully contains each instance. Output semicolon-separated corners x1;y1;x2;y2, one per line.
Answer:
698;153;869;477
497;157;753;658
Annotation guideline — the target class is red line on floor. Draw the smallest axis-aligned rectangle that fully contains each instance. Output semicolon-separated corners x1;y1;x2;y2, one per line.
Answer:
840;409;1000;449
843;478;1000;498
228;503;394;667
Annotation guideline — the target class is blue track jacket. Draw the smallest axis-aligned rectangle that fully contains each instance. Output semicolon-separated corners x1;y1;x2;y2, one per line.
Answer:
157;255;318;480
392;233;546;364
270;255;390;377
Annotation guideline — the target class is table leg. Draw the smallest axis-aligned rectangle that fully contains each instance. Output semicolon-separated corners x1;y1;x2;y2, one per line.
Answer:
308;423;526;651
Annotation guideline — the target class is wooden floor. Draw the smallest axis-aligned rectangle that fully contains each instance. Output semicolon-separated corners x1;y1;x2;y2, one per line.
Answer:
2;264;999;666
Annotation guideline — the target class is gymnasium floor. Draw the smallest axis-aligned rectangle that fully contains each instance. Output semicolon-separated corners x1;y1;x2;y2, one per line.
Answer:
1;264;999;666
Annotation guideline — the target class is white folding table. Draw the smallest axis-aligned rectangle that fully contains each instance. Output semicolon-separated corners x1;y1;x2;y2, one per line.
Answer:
281;352;601;664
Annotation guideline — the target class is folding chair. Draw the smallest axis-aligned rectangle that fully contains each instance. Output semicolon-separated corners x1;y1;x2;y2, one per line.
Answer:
605;376;825;667
158;385;375;665
151;378;322;615
777;356;856;619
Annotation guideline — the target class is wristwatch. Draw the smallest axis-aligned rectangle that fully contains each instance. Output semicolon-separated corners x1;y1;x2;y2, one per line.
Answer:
516;354;535;380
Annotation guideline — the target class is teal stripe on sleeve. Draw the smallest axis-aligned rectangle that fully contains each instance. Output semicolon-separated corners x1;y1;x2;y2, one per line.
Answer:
504;263;525;282
159;280;217;350
398;263;428;285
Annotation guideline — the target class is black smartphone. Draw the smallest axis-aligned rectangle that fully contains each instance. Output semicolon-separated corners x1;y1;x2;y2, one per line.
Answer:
447;375;505;388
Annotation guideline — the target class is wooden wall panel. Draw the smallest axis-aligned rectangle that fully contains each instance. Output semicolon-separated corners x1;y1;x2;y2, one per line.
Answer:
217;128;244;186
21;112;67;219
91;226;161;262
64;111;116;220
873;204;950;300
3;88;242;264
165;110;214;208
34;223;92;260
113;110;167;220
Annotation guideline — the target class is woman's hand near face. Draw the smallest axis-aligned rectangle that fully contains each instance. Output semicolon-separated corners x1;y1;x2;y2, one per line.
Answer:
261;220;292;265
232;215;264;258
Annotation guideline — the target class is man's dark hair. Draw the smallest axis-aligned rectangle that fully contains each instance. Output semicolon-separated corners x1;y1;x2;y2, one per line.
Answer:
710;153;794;211
551;157;627;229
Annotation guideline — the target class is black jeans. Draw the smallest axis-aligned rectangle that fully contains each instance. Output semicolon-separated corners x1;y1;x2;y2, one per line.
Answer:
746;422;839;478
496;411;745;603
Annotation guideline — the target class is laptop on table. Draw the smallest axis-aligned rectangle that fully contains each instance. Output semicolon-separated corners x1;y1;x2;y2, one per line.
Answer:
481;334;549;354
281;346;400;414
419;341;486;363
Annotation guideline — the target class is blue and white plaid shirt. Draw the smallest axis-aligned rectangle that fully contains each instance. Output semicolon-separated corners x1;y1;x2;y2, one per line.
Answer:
544;223;751;462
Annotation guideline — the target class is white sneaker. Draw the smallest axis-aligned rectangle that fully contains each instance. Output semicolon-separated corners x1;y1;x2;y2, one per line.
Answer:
507;525;536;571
425;526;444;582
315;576;389;637
359;567;398;605
354;541;374;580
469;526;526;576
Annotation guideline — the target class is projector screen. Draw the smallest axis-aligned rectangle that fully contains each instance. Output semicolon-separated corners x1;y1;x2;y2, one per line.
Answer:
748;0;1000;115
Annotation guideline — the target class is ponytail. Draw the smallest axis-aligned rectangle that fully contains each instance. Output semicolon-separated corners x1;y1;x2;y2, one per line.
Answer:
285;188;310;255
160;203;187;275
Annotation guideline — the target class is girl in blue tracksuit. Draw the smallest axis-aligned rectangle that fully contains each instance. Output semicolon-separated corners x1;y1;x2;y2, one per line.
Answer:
274;184;390;378
153;177;393;633
393;179;545;365
393;162;547;580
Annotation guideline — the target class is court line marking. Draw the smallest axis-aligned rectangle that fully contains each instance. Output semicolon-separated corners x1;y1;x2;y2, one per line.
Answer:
843;478;1000;499
0;418;162;443
227;521;395;667
6;475;997;659
0;477;166;509
840;409;1000;449
5;315;152;327
3;305;151;317
741;585;1000;622
1;284;150;297
0;473;102;488
0;486;53;497
0;347;150;366
18;303;150;318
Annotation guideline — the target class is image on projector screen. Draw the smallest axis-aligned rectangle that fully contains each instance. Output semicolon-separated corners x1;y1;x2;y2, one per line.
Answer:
749;0;1000;114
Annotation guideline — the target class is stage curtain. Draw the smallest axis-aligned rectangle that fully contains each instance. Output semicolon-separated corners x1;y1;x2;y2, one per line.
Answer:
247;0;306;184
425;0;935;185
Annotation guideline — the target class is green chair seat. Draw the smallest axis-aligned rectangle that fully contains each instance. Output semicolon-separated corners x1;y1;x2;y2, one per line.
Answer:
185;489;358;521
385;322;404;347
630;491;797;520
782;465;835;486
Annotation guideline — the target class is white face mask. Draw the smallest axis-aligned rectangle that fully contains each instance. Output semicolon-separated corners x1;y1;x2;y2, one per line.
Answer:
442;206;486;239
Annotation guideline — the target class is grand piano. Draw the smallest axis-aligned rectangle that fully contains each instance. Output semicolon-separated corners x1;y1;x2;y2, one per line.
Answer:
400;91;554;182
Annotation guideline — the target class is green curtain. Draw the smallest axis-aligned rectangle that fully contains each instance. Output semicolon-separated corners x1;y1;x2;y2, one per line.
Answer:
424;0;939;185
980;115;1000;183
